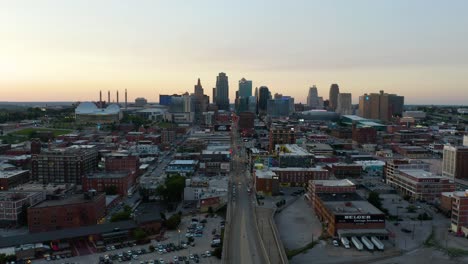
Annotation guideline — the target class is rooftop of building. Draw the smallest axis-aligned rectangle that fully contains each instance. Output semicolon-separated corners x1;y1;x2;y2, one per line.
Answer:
86;171;130;179
0;191;42;201
0;169;28;179
313;179;355;187
306;143;334;150
317;192;363;202
398;145;427;150
202;150;230;155
169;160;198;165
276;144;311;156
32;192;104;208
399;169;447;179
255;170;277;179
324;200;383;215
11;183;75;193
270;166;327;172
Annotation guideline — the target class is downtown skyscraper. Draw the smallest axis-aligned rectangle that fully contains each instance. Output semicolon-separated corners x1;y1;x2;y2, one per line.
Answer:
329;84;340;111
307;85;323;109
238;78;252;98
258;86;271;115
215;72;230;111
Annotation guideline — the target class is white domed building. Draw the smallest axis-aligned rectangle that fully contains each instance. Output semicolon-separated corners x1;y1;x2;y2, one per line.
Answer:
75;102;123;124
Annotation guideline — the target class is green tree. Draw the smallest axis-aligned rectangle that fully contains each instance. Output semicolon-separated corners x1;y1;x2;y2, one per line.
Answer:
368;192;382;209
132;228;148;242
165;213;181;230
213;247;222;259
104;185;118;195
156;175;186;203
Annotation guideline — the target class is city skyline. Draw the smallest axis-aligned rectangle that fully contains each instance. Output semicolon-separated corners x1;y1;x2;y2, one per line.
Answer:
1;1;468;104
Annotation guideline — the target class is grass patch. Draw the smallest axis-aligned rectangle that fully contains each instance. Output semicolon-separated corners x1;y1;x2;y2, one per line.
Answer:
423;228;437;247
156;122;174;128
13;128;72;137
285;241;318;259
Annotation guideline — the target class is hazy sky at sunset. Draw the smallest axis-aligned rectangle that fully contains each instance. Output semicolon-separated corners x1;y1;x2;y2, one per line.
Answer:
0;0;467;104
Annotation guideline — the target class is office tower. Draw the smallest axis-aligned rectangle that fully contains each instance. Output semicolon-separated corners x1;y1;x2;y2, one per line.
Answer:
258;86;270;115
116;90;119;104
336;93;352;115
329;84;340;111
107;91;110;104
267;96;294;118
125;89;128;109
135;97;148;107
358;90;404;121
307;86;318;108
193;78;208;123
215;72;229;111
159;95;172;106
254;87;259;98
317;97;324;109
99;90;102;108
442;145;468;180
212;88;216;104
239;78;252;98
31;146;98;184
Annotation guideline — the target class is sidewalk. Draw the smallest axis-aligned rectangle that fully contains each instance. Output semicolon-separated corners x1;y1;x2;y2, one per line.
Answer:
255;206;288;264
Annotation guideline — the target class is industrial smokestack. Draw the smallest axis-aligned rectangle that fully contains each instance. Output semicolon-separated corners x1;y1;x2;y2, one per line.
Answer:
108;90;110;104
99;90;102;108
116;90;119;104
125;89;128;109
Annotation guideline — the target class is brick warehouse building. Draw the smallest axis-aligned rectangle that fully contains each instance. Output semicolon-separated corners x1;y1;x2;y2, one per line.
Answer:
82;171;137;196
307;180;386;237
27;191;106;233
386;169;454;202
270;167;329;187
31;145;98;184
104;154;140;173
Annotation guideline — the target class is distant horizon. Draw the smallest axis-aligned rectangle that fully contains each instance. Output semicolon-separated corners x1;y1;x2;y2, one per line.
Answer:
1;1;467;104
0;100;466;108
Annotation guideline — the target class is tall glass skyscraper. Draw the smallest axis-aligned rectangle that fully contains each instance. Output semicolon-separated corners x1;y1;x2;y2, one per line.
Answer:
238;78;252;98
215;72;230;111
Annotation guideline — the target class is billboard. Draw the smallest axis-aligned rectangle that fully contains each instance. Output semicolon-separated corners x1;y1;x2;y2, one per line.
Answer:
214;125;231;131
335;215;385;224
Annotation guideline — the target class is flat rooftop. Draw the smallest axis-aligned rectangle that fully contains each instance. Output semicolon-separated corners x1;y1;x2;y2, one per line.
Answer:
255;170;277;179
271;167;327;172
277;144;311;156
0;170;28;179
33;193;103;208
313;179;355;187
399;169;445;179
86;171;129;179
317;192;363;202
169;160;198;165
324;200;383;215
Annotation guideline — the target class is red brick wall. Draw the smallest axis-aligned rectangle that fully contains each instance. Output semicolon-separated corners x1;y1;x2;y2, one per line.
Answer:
27;193;106;233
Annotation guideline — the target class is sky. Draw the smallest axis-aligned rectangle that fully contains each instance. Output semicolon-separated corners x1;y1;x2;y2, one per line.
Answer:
0;0;467;105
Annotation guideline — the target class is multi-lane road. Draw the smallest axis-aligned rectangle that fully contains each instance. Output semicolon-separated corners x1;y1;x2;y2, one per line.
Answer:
226;123;267;264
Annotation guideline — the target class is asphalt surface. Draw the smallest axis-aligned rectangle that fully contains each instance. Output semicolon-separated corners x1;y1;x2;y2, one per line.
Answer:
227;124;267;264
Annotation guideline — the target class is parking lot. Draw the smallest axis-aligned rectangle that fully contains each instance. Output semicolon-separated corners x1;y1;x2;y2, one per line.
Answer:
33;214;223;264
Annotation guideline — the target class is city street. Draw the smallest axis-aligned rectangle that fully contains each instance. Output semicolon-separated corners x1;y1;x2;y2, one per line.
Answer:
226;124;267;264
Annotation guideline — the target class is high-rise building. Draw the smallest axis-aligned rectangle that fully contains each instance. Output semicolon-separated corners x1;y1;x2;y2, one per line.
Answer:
329;84;340;111
258;86;270;115
307;86;319;108
336;93;352;115
254;87;259;98
238;78;252;98
31;146;98;184
358;90;404;121
135;97;148;107
442;145;468;180
193;78;209;123
159;94;172;106
215;72;229;111
267;97;295;118
212;88;217;104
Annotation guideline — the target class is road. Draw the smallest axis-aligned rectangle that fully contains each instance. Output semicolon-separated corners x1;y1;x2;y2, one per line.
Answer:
227;121;267;264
